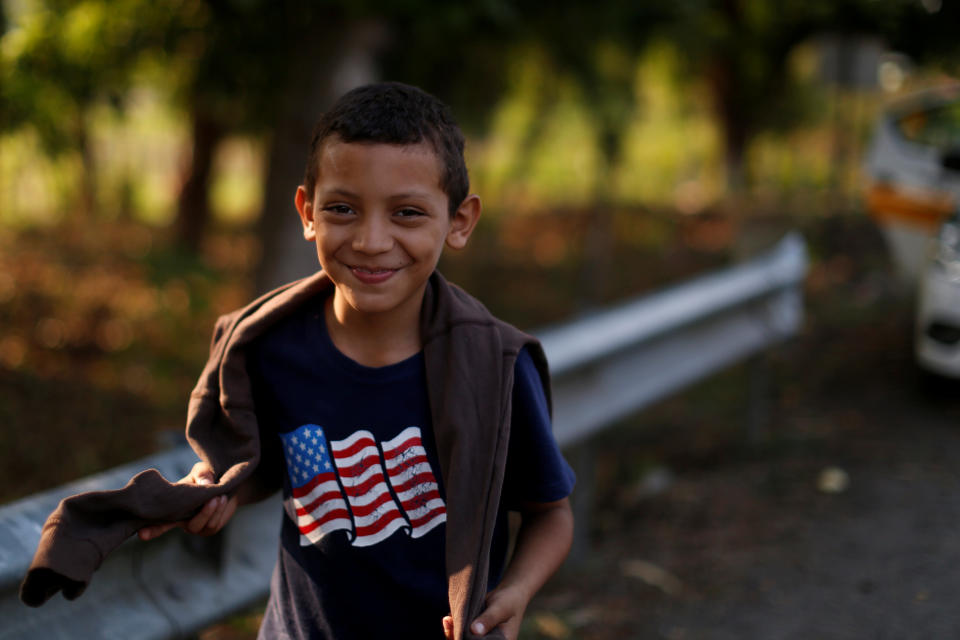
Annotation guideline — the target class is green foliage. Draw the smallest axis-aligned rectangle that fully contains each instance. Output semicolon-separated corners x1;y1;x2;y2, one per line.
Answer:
518;0;677;163
1;0;182;152
6;0;960;227
381;0;676;152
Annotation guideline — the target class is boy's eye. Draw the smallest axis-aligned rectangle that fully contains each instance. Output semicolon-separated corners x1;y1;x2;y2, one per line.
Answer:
323;204;354;216
395;208;425;218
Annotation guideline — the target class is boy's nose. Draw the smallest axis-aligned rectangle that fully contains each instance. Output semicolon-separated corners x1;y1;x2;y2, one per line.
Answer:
352;217;393;254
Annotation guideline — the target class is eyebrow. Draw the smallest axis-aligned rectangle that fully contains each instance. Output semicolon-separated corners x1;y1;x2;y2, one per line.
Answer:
321;187;360;199
319;188;433;201
388;191;433;200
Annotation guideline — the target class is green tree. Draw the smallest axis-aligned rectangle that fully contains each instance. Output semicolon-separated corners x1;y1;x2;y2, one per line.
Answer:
2;0;180;217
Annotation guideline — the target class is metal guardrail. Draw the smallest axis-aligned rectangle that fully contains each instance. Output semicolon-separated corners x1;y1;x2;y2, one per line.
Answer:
0;233;807;639
545;232;806;447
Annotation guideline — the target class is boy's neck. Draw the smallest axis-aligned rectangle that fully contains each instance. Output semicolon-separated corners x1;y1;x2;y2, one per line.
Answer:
324;291;423;368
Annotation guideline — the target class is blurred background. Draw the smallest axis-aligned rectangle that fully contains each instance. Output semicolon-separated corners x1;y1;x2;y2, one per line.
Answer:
4;0;960;637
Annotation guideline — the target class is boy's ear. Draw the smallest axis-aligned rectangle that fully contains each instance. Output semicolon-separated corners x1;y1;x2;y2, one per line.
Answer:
446;194;481;250
295;185;316;241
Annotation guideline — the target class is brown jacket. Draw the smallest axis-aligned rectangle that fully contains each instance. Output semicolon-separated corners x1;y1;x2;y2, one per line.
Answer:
20;271;550;640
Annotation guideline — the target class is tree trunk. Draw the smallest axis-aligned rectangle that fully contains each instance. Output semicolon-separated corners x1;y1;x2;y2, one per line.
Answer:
707;57;750;193
708;0;751;194
174;111;224;252
579;129;622;309
255;20;386;294
76;112;97;219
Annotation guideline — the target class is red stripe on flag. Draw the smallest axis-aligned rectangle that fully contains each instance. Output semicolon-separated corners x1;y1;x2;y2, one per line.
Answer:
342;473;387;499
291;471;337;499
296;488;347;516
353;509;406;538
347;491;398;518
298;508;352;534
397;487;443;508
390;471;439;495
381;436;421;459
408;507;446;529
333;436;378;459
335;454;381;479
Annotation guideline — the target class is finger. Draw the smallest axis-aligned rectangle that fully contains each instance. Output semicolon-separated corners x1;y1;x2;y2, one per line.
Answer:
137;521;178;541
184;495;221;534
442;615;454;639
470;592;514;636
470;600;510;637
182;463;219;534
200;495;227;534
190;462;216;485
206;495;236;533
218;495;238;529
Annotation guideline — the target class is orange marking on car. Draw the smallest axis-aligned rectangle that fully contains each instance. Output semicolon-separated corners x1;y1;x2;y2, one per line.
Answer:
866;183;955;231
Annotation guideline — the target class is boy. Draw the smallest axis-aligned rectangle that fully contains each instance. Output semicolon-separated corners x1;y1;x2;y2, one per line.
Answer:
141;82;576;639
21;82;573;639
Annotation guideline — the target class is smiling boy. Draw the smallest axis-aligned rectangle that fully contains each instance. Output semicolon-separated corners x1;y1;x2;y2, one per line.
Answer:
22;82;573;639
146;82;575;639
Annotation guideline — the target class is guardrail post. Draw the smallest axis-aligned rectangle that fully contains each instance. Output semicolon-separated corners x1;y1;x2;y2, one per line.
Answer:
566;438;596;564
747;353;772;445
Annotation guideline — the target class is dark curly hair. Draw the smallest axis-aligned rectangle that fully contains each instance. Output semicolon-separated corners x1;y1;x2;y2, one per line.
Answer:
303;82;469;216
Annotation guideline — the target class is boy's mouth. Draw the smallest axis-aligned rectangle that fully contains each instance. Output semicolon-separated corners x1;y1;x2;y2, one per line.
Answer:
350;265;398;284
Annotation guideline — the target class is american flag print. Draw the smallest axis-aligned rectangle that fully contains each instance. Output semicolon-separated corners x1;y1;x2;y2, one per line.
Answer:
280;424;447;548
382;426;446;538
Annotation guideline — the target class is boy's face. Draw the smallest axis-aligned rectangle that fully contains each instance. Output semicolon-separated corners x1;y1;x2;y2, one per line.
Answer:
296;139;479;322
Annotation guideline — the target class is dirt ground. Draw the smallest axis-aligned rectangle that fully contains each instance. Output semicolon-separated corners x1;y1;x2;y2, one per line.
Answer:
520;221;960;639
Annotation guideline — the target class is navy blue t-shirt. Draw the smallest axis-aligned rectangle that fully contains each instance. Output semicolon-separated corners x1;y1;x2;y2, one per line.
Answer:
246;294;574;640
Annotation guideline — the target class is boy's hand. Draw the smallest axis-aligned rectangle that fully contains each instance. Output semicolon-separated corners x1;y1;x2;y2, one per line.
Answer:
441;584;526;640
443;498;573;639
137;462;237;541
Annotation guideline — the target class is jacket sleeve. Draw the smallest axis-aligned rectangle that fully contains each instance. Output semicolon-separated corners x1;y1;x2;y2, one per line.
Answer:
19;312;245;607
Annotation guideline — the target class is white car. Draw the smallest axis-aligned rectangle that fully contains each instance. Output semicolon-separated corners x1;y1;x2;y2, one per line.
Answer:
916;211;960;377
863;86;960;377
